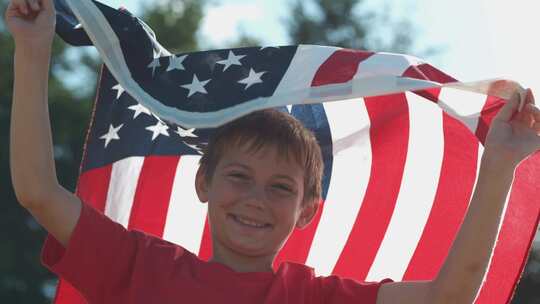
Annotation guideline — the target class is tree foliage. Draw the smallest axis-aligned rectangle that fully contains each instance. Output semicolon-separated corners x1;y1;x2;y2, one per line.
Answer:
286;0;414;53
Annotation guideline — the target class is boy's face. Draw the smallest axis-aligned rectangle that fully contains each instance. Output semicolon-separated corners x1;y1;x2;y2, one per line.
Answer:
195;142;317;261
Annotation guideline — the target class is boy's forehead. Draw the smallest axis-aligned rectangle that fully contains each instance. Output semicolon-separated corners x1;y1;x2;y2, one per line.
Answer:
219;141;303;169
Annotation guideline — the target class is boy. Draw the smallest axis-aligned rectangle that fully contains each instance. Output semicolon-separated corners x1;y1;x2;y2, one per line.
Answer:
7;0;540;303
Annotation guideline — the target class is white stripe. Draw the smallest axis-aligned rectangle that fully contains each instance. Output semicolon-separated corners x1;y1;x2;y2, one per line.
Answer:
162;156;208;254
356;52;424;78
104;157;144;228
305;98;372;276
366;92;445;281
438;87;487;133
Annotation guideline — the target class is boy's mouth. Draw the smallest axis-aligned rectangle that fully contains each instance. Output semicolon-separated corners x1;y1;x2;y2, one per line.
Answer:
228;214;272;229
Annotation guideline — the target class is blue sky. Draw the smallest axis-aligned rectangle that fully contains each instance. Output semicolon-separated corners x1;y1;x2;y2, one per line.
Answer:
103;0;539;94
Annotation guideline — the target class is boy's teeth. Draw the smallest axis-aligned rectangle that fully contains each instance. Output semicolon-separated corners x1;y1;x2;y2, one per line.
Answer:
234;215;267;228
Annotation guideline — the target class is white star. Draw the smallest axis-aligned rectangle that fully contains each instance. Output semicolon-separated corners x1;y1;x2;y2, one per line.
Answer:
99;124;123;148
216;51;245;71
128;103;152;119
181;75;211;97
175;126;198;138
112;84;125;99
145;121;169;141
147;49;161;77
167;55;187;72
238;69;267;90
185;142;203;155
74;23;83;30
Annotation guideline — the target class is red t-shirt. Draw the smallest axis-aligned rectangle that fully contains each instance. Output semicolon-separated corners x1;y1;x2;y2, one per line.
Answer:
42;203;392;304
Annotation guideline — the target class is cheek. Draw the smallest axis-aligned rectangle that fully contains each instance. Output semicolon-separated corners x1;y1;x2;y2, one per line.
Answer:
272;202;301;224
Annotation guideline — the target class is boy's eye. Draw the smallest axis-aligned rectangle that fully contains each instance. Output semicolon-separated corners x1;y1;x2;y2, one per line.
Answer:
273;184;293;193
228;172;248;179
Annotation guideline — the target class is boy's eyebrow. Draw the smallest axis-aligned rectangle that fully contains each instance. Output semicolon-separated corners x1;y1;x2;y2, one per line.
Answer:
272;175;298;184
223;162;252;170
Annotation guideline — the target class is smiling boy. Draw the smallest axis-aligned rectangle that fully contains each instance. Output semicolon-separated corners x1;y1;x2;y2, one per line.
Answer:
196;110;323;274
7;0;540;303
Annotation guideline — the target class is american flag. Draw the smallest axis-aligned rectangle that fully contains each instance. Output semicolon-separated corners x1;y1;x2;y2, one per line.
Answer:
50;0;540;303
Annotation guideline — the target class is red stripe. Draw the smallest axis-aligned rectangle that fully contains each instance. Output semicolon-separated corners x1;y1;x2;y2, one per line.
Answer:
127;156;179;237
475;96;504;144
331;94;409;281
76;165;112;212
272;199;324;269
311;49;374;87
402;64;457;103
198;217;213;261
55;165;113;304
415;63;457;83
54;282;87;304
474;153;540;303
402;113;479;280
402;65;442;103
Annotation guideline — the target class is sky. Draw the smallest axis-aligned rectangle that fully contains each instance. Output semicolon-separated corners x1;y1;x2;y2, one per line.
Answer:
92;0;539;245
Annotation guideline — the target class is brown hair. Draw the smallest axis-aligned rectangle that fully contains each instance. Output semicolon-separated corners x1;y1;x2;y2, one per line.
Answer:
199;109;323;205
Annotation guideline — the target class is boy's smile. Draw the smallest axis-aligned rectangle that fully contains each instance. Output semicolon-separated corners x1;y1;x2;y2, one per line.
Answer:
195;142;317;272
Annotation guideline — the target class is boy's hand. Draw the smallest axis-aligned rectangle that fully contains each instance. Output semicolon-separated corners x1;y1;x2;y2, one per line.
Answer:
5;0;56;47
485;88;540;166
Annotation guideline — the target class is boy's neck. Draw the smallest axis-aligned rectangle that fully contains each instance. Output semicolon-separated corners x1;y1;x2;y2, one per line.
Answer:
210;243;276;273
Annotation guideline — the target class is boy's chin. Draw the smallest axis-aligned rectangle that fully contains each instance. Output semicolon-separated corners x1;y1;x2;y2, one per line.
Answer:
227;238;276;257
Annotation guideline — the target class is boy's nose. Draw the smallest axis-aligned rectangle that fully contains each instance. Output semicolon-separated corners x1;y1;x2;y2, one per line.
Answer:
243;187;267;209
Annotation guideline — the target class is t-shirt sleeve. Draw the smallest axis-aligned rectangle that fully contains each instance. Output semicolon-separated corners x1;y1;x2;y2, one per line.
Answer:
318;275;394;304
41;201;186;303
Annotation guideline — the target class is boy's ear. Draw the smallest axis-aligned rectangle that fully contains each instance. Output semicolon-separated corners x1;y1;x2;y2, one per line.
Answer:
295;200;320;229
195;165;209;203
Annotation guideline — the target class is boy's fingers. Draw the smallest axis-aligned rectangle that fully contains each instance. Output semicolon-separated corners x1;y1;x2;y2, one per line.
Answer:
40;0;54;10
525;103;540;122
13;0;30;14
496;92;521;122
527;88;536;105
28;0;40;10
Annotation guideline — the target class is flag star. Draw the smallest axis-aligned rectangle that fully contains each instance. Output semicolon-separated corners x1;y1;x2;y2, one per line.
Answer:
216;51;245;71
167;54;187;72
181;75;211;97
185;142;203;154
147;49;161;77
146;121;170;141
112;84;126;99
128;103;152;119
238;69;267;90
175;126;198;138
100;124;123;148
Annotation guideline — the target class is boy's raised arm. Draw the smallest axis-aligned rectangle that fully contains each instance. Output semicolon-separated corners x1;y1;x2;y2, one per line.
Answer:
7;0;82;247
377;89;540;304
